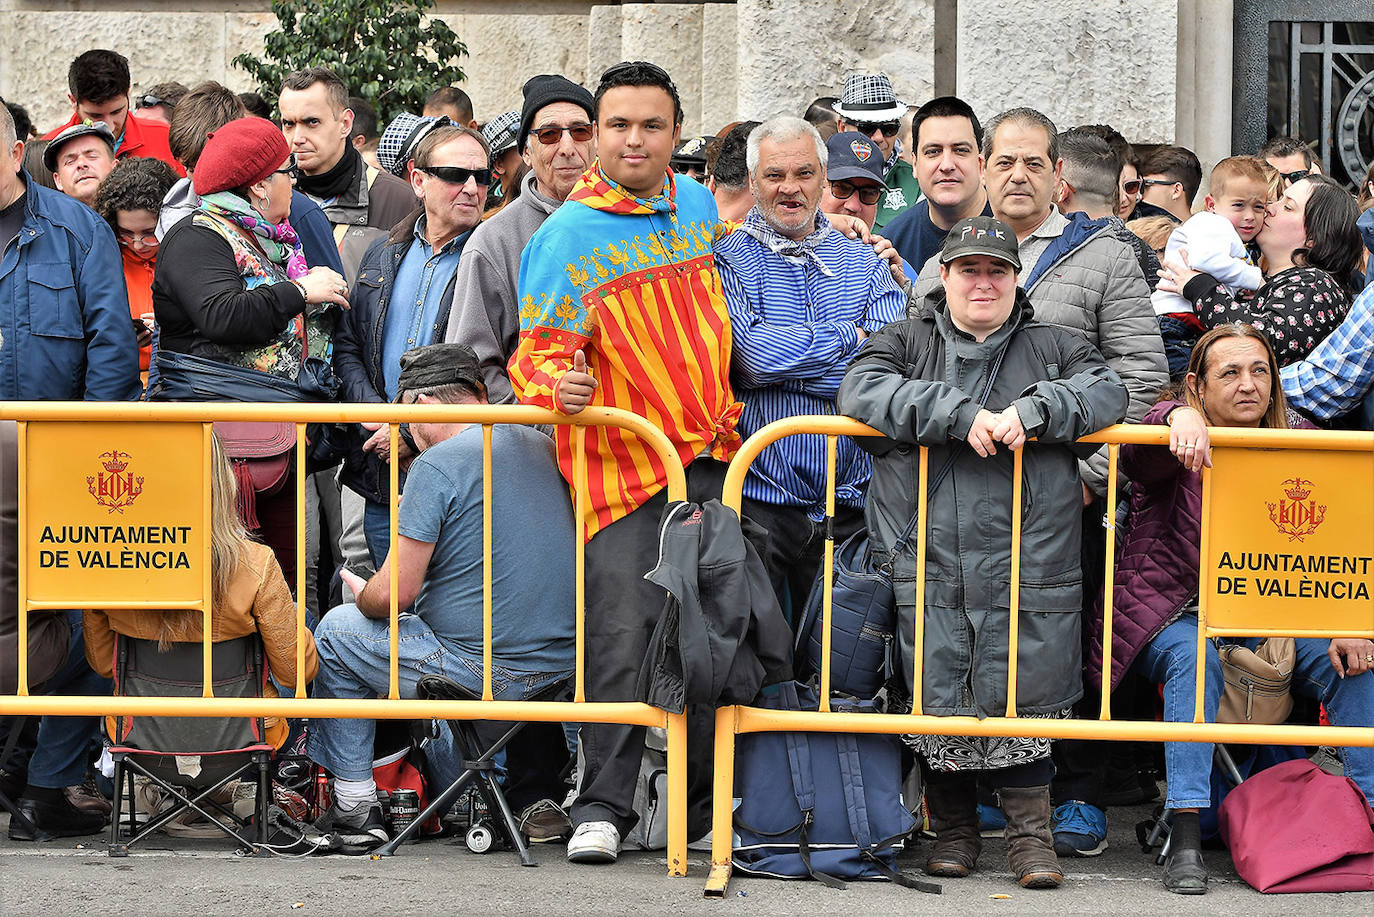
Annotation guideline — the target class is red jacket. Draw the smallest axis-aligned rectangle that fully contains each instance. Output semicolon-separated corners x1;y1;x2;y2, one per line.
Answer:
44;110;185;177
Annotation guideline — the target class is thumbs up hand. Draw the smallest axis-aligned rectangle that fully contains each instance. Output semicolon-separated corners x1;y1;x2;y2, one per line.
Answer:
556;349;597;414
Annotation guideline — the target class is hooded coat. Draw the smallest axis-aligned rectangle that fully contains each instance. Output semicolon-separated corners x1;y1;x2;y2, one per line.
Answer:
837;287;1128;717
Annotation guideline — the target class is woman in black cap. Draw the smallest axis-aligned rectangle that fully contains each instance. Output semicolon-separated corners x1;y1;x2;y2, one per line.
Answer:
838;216;1128;890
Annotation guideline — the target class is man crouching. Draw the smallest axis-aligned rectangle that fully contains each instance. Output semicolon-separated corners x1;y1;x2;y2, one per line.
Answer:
309;343;576;852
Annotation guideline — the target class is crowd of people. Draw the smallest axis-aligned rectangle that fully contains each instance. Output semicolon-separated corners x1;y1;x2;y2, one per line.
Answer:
2;47;1373;897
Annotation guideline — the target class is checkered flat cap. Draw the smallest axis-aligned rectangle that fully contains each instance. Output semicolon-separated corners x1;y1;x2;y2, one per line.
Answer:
482;110;521;158
378;112;432;174
832;73;906;122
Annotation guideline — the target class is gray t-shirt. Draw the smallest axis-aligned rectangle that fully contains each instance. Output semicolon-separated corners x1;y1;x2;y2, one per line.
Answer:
398;423;576;672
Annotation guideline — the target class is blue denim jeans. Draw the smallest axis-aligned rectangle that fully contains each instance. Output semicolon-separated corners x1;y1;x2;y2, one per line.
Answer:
362;499;393;571
1132;615;1223;809
306;603;570;782
1136;614;1374;807
0;612;112;788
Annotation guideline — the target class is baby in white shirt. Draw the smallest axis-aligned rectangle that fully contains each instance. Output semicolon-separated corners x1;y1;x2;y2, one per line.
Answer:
1152;156;1270;316
1151;157;1270;377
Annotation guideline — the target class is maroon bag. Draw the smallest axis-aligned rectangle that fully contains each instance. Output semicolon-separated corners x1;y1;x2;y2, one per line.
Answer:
213;421;293;530
1218;758;1374;893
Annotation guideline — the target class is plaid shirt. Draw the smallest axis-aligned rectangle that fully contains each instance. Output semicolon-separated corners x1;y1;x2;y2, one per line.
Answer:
1280;281;1374;420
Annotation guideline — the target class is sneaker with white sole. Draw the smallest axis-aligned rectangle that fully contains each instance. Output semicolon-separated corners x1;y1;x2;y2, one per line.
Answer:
1052;800;1108;857
314;801;389;854
566;820;620;863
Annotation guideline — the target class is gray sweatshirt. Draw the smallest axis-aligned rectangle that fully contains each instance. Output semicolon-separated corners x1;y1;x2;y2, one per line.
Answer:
444;171;562;403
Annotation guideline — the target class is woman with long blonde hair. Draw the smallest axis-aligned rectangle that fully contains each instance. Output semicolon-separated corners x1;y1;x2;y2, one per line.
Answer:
84;433;317;749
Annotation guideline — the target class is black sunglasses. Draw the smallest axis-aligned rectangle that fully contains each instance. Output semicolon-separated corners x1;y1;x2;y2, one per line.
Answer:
420;165;492;186
1278;169;1310;185
532;123;594;145
1139;178;1179;191
851;120;900;138
136;94;164;109
828;180;884;206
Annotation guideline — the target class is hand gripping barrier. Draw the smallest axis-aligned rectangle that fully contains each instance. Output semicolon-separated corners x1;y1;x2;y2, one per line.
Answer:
0;402;691;876
704;416;1374;897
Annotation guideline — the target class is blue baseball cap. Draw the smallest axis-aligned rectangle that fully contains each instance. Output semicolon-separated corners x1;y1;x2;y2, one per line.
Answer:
824;131;888;187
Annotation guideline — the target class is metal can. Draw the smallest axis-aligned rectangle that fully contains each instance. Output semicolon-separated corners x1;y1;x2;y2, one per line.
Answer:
389;789;420;843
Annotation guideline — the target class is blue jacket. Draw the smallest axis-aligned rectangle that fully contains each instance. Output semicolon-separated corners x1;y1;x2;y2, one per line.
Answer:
1357;208;1374;291
0;172;141;401
333;208;471;502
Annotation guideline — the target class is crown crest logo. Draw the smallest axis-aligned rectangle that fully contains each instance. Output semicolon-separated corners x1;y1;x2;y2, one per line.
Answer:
1267;477;1325;542
1282;478;1312;501
88;449;143;514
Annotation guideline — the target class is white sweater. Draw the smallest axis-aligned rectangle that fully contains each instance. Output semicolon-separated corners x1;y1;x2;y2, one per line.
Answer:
1151;211;1264;315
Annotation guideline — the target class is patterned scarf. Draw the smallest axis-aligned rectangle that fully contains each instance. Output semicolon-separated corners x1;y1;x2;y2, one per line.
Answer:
736;209;836;277
567;162;677;215
199;191;308;280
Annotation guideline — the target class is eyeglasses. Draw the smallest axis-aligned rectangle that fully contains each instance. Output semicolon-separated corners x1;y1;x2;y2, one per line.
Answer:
116;229;159;247
419;165;492;186
135;94;164;109
273;155;300;181
1121;178;1142;195
1278;169;1310;185
850;120;901;138
532;123;594;146
1139;178;1179;192
828;180;884;206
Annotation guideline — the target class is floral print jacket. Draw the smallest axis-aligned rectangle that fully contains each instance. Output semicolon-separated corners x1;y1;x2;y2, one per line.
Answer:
1186;265;1350;366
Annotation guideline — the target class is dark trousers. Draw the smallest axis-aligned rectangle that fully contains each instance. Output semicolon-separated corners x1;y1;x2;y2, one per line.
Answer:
740;498;866;631
1053;498;1110;807
0;612;109;790
929;756;1055;791
472;720;571;814
571;458;728;840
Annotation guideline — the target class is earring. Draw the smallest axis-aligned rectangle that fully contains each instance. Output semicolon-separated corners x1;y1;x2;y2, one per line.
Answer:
259;194;271;209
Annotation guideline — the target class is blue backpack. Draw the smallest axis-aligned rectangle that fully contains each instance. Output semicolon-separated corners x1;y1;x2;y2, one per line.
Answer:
731;682;939;892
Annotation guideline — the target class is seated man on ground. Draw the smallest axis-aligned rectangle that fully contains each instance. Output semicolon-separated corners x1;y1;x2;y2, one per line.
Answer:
308;343;577;852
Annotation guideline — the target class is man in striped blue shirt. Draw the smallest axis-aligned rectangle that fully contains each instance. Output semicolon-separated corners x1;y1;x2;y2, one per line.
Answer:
716;116;906;622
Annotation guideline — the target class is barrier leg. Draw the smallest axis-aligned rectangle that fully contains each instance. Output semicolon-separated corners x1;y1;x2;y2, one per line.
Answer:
666;711;687;877
703;706;736;898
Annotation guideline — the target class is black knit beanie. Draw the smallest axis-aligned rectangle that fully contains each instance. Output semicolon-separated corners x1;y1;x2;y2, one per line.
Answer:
518;74;595;153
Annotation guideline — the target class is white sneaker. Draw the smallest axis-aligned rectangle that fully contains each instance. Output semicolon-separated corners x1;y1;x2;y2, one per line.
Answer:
566;820;620;863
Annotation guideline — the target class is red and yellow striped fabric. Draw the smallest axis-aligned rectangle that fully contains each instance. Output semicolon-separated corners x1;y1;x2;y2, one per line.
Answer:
510;165;742;539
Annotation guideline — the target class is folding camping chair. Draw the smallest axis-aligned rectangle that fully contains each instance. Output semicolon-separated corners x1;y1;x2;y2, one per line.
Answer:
106;634;272;856
374;673;571;864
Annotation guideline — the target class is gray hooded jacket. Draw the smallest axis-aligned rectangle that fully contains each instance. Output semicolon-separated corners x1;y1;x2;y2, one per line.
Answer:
444;171;562;403
836;288;1128;717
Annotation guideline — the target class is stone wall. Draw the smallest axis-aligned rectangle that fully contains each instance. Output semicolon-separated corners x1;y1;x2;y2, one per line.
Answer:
0;0;1228;158
957;0;1179;144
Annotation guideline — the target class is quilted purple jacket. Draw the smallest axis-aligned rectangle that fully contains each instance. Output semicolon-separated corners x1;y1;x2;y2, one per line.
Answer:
1086;400;1200;692
1086;399;1315;691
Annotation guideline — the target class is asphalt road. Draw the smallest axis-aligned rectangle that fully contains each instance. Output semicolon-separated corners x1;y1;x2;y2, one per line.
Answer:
3;798;1372;916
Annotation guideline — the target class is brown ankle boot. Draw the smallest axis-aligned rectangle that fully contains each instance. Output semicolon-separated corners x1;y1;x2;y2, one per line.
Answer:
998;785;1063;889
924;775;981;878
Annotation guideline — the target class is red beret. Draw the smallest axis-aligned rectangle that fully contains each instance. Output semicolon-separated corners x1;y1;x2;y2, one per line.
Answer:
193;117;291;196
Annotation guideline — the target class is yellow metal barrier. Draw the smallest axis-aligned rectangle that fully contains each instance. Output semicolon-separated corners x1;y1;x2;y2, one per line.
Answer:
706;416;1374;896
0;402;691;876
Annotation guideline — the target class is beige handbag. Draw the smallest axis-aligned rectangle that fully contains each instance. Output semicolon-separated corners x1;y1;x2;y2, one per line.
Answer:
1216;638;1296;725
